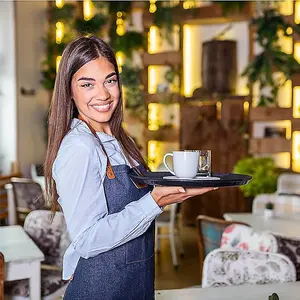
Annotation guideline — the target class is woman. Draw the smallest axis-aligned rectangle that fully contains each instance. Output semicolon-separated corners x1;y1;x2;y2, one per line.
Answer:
44;36;215;300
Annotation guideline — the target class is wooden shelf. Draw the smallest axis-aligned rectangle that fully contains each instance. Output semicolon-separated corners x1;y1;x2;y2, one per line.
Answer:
143;51;182;66
292;74;300;86
145;127;179;142
292;119;300;131
249;138;292;154
143;3;253;27
145;93;182;104
249;107;293;121
184;95;250;104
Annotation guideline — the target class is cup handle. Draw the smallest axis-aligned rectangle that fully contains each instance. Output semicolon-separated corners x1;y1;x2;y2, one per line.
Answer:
163;153;175;175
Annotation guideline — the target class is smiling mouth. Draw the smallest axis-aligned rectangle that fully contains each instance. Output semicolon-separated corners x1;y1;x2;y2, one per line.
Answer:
91;102;113;112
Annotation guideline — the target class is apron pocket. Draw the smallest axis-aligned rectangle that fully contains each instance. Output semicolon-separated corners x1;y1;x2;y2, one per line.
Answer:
126;232;154;264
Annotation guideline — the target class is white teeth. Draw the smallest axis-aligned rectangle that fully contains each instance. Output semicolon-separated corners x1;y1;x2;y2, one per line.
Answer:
93;104;109;109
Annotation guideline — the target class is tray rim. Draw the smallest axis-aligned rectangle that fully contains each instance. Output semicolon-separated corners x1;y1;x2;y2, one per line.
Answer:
129;171;252;188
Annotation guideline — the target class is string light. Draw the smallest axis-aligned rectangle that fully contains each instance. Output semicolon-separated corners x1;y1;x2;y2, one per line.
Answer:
83;0;94;21
56;56;62;73
183;0;195;10
116;51;125;73
56;22;64;44
55;0;64;8
116;11;125;36
149;0;157;13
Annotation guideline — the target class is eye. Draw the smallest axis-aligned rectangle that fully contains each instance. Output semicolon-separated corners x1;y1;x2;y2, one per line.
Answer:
81;83;94;88
105;78;118;86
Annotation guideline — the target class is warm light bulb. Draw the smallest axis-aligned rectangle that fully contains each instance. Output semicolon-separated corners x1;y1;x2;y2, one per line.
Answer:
55;22;64;44
56;56;62;73
56;0;64;8
83;0;94;21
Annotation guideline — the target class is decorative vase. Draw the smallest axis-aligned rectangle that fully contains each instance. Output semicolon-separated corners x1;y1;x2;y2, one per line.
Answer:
264;208;274;218
202;40;237;94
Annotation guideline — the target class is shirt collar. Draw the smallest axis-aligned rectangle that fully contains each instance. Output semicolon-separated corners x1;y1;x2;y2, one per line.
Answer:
71;118;116;142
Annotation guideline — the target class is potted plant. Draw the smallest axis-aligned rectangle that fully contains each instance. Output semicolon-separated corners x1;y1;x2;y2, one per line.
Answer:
233;157;281;210
242;6;300;106
264;202;275;218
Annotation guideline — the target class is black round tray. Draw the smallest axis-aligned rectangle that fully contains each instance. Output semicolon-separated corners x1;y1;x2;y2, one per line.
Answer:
129;171;252;188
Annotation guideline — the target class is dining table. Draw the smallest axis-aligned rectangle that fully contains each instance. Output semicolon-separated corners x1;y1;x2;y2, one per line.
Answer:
155;282;300;299
224;212;300;238
0;225;44;300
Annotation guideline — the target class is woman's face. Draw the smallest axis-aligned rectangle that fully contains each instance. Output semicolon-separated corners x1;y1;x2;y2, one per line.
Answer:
71;57;120;133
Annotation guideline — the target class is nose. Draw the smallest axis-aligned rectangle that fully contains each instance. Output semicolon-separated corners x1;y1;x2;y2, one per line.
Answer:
95;85;110;101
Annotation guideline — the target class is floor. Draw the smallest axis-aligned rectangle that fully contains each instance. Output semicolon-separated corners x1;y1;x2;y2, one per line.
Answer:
155;225;201;290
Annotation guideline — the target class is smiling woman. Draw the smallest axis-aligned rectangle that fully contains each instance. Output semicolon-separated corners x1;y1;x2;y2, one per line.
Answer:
71;59;120;133
43;36;215;300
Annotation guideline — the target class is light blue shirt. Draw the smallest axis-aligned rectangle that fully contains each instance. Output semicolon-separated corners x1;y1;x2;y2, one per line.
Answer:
53;119;162;280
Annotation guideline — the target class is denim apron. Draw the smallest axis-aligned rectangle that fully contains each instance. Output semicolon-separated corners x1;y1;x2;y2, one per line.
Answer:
64;164;155;300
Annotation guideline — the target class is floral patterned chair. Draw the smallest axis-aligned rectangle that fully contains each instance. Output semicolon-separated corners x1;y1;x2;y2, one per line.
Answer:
202;248;296;288
4;210;70;299
221;224;278;253
271;234;300;281
221;224;300;281
0;252;4;300
196;215;250;281
10;178;45;225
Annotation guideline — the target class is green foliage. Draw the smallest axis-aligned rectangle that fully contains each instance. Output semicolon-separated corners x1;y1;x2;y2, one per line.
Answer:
233;157;280;197
242;8;300;106
269;293;279;300
75;14;108;35
50;4;76;22
110;31;145;57
120;64;144;109
217;1;247;15
265;202;274;210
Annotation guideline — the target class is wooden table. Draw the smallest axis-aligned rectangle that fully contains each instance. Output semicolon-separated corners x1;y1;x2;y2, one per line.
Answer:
155;282;300;299
224;213;300;238
0;225;44;300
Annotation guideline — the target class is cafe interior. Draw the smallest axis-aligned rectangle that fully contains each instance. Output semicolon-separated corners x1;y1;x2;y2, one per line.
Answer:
1;0;300;299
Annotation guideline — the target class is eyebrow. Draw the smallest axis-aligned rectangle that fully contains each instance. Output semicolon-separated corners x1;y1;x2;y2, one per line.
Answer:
77;72;117;82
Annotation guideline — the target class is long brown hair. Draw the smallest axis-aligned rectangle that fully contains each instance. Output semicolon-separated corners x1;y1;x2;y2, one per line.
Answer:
44;36;147;216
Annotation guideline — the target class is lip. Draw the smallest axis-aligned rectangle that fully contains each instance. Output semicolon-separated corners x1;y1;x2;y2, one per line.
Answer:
91;102;113;113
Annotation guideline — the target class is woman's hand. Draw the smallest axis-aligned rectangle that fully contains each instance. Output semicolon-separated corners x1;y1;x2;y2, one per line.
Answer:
151;186;217;208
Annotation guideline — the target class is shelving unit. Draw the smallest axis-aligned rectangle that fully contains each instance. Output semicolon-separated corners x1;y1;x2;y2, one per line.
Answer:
248;3;300;170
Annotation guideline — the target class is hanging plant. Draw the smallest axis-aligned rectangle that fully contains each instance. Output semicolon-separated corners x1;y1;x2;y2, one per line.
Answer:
242;8;300;106
75;14;108;35
49;4;76;22
120;64;144;109
110;31;145;57
217;1;247;16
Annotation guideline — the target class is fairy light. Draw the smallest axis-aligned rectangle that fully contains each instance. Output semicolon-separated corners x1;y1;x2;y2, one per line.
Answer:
116;11;125;36
56;22;64;44
183;0;195;10
149;0;157;13
116;51;125;73
56;56;62;73
83;0;94;21
55;0;64;8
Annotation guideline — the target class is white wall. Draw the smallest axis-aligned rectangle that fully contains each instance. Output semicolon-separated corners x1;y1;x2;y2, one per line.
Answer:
184;21;249;96
0;1;17;174
15;1;49;177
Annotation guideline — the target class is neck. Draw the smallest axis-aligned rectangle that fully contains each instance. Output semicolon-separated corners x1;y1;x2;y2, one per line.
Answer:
78;115;112;136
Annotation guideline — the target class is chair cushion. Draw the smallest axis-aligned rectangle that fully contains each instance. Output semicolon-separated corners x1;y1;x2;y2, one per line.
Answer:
5;270;68;297
272;234;300;280
202;249;296;288
221;224;277;252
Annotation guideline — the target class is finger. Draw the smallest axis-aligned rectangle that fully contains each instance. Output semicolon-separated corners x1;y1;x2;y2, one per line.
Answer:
154;186;186;196
185;187;217;195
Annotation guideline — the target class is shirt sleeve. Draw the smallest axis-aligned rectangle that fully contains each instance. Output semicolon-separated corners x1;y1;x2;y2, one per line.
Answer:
53;137;162;259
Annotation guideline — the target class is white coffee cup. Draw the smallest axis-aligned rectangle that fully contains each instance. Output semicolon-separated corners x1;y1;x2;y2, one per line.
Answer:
163;150;200;178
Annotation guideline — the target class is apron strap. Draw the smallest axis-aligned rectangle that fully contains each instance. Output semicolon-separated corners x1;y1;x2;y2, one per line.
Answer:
78;115;115;179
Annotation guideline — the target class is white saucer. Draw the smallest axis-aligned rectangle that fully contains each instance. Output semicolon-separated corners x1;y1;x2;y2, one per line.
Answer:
163;176;221;181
